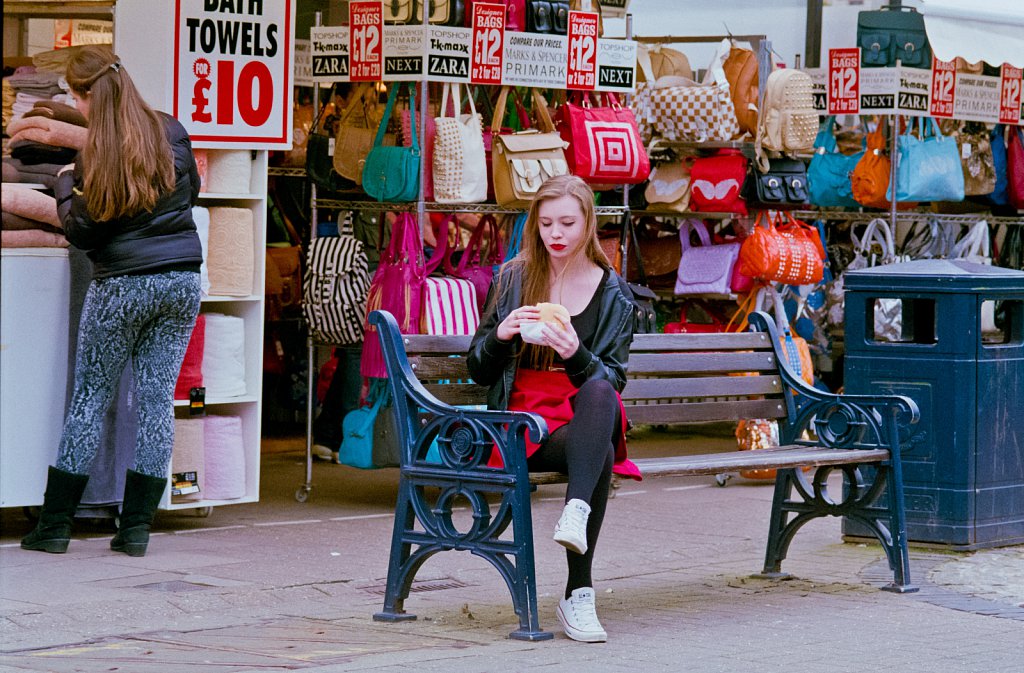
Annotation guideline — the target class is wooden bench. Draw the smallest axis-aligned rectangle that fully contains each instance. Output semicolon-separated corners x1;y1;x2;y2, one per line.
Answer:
368;309;920;640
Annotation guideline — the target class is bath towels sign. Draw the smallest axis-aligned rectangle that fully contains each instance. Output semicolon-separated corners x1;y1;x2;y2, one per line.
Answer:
174;0;296;149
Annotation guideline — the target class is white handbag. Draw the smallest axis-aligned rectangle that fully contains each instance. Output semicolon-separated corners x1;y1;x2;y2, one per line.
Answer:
952;219;997;334
432;82;488;204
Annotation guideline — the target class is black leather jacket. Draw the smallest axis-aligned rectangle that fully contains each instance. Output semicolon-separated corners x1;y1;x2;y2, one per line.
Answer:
55;113;202;278
467;264;635;411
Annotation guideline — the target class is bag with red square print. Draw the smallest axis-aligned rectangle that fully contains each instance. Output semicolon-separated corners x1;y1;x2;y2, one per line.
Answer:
688;149;748;215
557;91;650;185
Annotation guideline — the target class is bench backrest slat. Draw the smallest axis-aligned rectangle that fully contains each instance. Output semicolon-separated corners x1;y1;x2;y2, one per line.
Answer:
626;398;786;424
627;351;777;374
422;383;490;406
621;374;782;401
629;332;772;351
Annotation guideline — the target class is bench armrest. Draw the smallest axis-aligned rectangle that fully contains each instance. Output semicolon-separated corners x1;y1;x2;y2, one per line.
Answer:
748;311;919;452
370;310;549;476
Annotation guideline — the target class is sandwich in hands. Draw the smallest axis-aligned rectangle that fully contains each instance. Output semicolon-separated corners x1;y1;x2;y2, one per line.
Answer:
520;302;569;345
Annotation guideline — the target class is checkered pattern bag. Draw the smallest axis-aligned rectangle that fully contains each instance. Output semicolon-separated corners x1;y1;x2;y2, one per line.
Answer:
633;39;740;144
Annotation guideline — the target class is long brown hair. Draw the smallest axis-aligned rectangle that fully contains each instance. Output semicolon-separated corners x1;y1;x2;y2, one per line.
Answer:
66;45;175;221
502;174;610;368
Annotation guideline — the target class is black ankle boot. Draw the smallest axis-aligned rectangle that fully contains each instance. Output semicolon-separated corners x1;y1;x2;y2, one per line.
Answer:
111;469;167;557
21;466;90;553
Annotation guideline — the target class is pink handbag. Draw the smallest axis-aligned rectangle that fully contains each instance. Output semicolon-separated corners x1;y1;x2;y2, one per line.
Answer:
557;91;651;185
361;213;426;379
445;214;504;311
421;215;481;335
1008;126;1024;211
674;219;740;295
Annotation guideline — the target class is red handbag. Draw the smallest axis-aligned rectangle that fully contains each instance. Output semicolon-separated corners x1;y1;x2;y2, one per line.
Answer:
445;214;504;311
1008;126;1024;211
557;91;650;185
664;299;729;334
688;149;748;215
360;212;426;379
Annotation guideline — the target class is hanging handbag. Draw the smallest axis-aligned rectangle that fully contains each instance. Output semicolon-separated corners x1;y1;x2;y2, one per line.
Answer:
644;158;693;213
825;218;902;339
890;117;965;203
303;230;371;346
857;4;931;69
334;84;392;185
851;119;896;209
619;214;658;334
744;158;809;210
433;82;489;204
688;149;748;215
306;84;352;193
632;39;741;144
401;84;437;201
360;213;427;378
504;212;527;262
558;91;651;185
979;125;1010;206
738;212;824;285
1008;126;1024;211
491;88;570;209
808;116;863;208
674;219;740;295
362;83;421;203
445;214;504;311
526;0;569;34
420;215;481;336
944;121;997;197
722;43;760;138
664;299;729;334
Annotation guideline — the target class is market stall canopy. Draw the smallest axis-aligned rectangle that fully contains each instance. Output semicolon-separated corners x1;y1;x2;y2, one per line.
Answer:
920;0;1024;67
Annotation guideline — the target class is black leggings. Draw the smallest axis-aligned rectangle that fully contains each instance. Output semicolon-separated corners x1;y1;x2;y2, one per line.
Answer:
527;378;620;597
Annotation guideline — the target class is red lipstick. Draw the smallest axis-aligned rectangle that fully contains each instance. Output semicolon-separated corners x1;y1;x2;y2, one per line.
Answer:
550;244;567;251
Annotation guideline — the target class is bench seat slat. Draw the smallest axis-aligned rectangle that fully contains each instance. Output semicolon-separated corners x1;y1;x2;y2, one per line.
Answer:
622;375;782;400
625;399;786;424
627;351;777;374
527;446;890;484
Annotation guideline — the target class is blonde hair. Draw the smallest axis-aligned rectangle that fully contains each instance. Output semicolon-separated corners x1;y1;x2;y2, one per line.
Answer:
66;45;175;221
501;174;610;368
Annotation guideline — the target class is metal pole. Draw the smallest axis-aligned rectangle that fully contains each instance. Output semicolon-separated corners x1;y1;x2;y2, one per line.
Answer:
889;113;899;230
804;0;823;68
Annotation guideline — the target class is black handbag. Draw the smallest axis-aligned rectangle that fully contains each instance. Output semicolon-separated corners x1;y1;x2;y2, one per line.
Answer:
306;85;355;193
620;214;659;334
526;0;568;34
857;4;931;69
744;158;809;210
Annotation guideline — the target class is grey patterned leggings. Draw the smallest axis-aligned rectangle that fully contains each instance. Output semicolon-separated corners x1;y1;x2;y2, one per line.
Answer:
56;271;201;478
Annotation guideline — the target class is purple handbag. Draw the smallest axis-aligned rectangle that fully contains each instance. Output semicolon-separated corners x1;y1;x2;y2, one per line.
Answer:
674;219;740;295
444;214;504;311
360;212;426;379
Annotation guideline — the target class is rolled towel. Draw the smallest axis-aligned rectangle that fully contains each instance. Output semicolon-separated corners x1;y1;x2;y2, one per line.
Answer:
8;118;88;151
206;149;252;194
207;207;254;296
1;186;61;228
2;210;63;234
192;206;211;296
174;313;206;400
2;160;18;183
203;415;246;500
2;229;69;248
171;418;205;502
24;100;87;128
9;139;77;166
200;313;247;398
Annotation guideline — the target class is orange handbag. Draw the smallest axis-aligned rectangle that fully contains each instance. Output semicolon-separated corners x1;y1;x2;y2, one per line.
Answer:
851;118;918;210
737;212;824;285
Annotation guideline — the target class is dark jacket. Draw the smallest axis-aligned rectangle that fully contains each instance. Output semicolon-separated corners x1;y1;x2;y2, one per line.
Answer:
55;113;203;278
467;263;635;412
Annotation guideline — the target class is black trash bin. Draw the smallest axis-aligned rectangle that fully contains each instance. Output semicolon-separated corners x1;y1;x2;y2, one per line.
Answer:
843;259;1024;549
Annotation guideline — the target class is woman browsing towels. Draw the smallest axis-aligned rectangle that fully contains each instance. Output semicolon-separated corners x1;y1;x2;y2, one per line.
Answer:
467;174;641;643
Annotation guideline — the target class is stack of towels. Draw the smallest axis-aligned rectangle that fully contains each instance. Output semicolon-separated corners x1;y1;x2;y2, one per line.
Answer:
173;312;247;401
171;415;247;502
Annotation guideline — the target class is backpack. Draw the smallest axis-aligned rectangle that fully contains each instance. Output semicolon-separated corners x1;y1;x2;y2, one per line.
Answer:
302;233;371;346
754;68;818;171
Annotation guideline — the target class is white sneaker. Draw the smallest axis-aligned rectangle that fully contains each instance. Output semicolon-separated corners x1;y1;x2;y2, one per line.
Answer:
312;444;335;462
556;587;607;643
553;499;591;555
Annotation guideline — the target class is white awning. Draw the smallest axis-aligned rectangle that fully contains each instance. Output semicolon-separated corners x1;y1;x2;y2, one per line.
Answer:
920;0;1024;67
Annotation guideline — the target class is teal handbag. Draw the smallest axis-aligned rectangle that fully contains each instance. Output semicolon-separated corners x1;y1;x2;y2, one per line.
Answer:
807;116;863;208
362;82;420;202
889;117;965;203
339;379;388;469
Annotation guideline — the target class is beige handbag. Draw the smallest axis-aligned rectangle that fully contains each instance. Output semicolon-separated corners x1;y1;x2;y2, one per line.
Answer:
432;82;488;204
644;158;693;212
490;88;569;209
632;39;740;144
333;84;393;185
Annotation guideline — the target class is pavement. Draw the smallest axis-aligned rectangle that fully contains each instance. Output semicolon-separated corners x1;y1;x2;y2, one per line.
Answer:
1;425;1022;673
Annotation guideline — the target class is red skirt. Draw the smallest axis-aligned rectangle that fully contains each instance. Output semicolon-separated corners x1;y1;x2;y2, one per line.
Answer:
488;367;642;481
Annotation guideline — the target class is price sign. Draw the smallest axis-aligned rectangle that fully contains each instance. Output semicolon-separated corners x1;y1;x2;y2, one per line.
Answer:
470;3;504;85
349;1;382;82
930;57;957;118
828;48;860;114
566;11;598;90
174;0;294;148
999;65;1022;124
